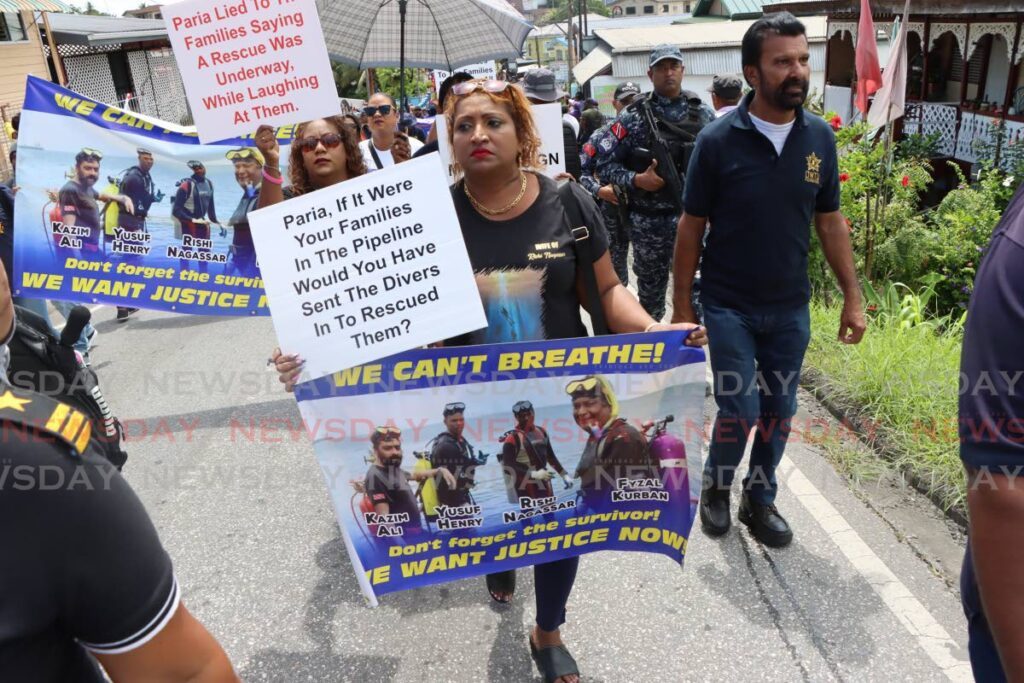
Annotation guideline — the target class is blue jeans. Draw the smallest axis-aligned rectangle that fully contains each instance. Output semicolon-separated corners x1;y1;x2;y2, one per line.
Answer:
961;542;1007;682
702;303;811;504
12;296;59;337
51;300;93;354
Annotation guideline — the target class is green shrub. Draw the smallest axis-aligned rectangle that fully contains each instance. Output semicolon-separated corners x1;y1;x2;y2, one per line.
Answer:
806;301;965;511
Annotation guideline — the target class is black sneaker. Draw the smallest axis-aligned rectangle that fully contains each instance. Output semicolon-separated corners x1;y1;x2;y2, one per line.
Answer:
116;307;139;323
738;493;793;547
699;487;731;537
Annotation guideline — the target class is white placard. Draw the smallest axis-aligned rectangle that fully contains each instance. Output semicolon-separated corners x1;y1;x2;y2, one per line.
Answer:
163;0;338;143
434;102;567;184
430;62;498;91
249;154;487;380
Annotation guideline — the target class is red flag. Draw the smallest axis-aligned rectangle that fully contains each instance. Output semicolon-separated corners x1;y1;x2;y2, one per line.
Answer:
855;0;882;114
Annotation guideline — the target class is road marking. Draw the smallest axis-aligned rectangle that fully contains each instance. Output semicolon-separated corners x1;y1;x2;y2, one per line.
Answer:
704;364;969;680
778;457;970;681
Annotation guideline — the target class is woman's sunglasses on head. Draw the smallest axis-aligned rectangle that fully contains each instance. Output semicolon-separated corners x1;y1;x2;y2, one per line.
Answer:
451;79;510;97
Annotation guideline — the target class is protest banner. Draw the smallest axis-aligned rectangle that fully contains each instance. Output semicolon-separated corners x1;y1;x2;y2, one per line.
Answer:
248;154;486;379
12;76;300;316
429;62;497;92
162;0;338;143
433;102;566;183
295;331;705;606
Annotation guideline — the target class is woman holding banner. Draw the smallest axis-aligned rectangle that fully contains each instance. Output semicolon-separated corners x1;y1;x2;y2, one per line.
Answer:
272;81;707;683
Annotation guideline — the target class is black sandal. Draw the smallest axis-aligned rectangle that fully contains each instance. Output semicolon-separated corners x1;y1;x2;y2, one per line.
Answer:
485;569;516;603
529;633;580;683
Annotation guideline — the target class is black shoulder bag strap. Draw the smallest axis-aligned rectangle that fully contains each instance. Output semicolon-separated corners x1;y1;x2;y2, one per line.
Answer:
369;143;384;169
557;182;610;336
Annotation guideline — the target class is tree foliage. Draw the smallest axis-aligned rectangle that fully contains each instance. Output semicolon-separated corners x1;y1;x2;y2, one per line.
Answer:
332;62;367;99
372;68;431;102
539;0;609;25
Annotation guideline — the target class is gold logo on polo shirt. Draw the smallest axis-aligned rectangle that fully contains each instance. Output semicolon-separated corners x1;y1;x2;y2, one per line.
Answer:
805;152;821;185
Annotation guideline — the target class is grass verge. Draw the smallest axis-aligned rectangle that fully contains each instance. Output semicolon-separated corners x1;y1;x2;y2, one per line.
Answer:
803;301;965;514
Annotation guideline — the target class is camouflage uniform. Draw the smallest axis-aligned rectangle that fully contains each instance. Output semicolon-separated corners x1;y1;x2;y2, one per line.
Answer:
597;91;714;320
581;124;631;284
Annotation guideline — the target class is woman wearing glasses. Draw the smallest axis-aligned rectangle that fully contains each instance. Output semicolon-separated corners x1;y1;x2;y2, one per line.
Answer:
275;79;707;683
359;93;422;170
254;116;367;208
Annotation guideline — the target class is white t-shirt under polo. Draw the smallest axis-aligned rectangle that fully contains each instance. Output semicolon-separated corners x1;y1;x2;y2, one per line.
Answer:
748;112;795;155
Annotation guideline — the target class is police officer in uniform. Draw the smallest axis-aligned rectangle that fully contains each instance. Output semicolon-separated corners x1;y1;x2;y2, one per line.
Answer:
597;45;714;320
579;81;641;285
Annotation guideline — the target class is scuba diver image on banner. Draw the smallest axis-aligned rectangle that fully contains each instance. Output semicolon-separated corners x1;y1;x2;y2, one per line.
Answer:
171;160;221;274
567;375;658;508
417;402;491;515
295;332;706;605
53;148;135;258
223;147;263;278
13;76;289;316
500;400;572;503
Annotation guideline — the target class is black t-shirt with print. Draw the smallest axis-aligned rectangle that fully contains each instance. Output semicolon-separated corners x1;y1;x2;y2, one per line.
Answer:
449;173;609;345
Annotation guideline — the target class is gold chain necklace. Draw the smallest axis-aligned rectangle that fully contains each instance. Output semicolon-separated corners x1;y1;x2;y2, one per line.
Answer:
463;173;528;216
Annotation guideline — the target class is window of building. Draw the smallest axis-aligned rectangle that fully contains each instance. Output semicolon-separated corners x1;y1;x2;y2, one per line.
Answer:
0;12;27;42
644;4;654;13
625;6;636;14
685;2;692;11
662;4;669;11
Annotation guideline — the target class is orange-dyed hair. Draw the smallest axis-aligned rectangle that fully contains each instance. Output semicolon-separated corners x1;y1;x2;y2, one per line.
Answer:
444;80;542;179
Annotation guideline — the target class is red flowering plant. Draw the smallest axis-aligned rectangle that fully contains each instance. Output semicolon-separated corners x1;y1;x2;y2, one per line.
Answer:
809;116;933;291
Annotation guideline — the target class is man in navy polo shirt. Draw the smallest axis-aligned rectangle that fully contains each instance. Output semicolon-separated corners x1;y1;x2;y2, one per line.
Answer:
671;12;865;546
958;185;1024;681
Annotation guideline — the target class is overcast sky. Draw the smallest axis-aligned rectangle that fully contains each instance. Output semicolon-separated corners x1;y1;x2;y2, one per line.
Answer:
67;0;156;17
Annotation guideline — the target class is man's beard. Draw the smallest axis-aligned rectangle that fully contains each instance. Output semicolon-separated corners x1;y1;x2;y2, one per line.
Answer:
768;74;809;111
80;174;98;186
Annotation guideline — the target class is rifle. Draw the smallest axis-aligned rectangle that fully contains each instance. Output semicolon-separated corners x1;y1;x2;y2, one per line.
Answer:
637;98;686;214
611;184;631;241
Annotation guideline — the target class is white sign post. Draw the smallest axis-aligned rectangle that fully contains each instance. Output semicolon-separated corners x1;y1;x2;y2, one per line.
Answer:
249;154;487;381
434;102;566;183
163;0;338;143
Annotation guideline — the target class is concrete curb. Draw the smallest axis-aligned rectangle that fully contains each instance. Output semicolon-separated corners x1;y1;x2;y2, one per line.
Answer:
800;367;969;530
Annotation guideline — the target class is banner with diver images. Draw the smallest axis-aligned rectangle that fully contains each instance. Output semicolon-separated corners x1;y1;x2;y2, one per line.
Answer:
295;331;706;606
12;75;301;315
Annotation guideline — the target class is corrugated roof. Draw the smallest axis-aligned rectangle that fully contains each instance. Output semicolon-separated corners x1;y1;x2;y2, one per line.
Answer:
611;40;824;76
595;14;826;51
572;43;612;83
0;0;73;11
40;12;168;45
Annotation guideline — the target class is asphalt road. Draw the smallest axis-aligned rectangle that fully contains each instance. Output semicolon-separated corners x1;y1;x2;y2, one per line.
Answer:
82;305;973;682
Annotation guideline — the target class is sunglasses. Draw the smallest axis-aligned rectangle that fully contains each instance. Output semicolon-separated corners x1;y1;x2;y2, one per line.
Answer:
375;426;401;437
363;105;393;117
297;133;344;153
513;400;533;414
451;79;510;97
565;377;601;396
443;402;466;416
226;148;259;161
80;147;103;160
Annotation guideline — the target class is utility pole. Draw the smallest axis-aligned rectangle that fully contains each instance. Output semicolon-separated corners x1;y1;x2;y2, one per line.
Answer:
567;0;575;73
